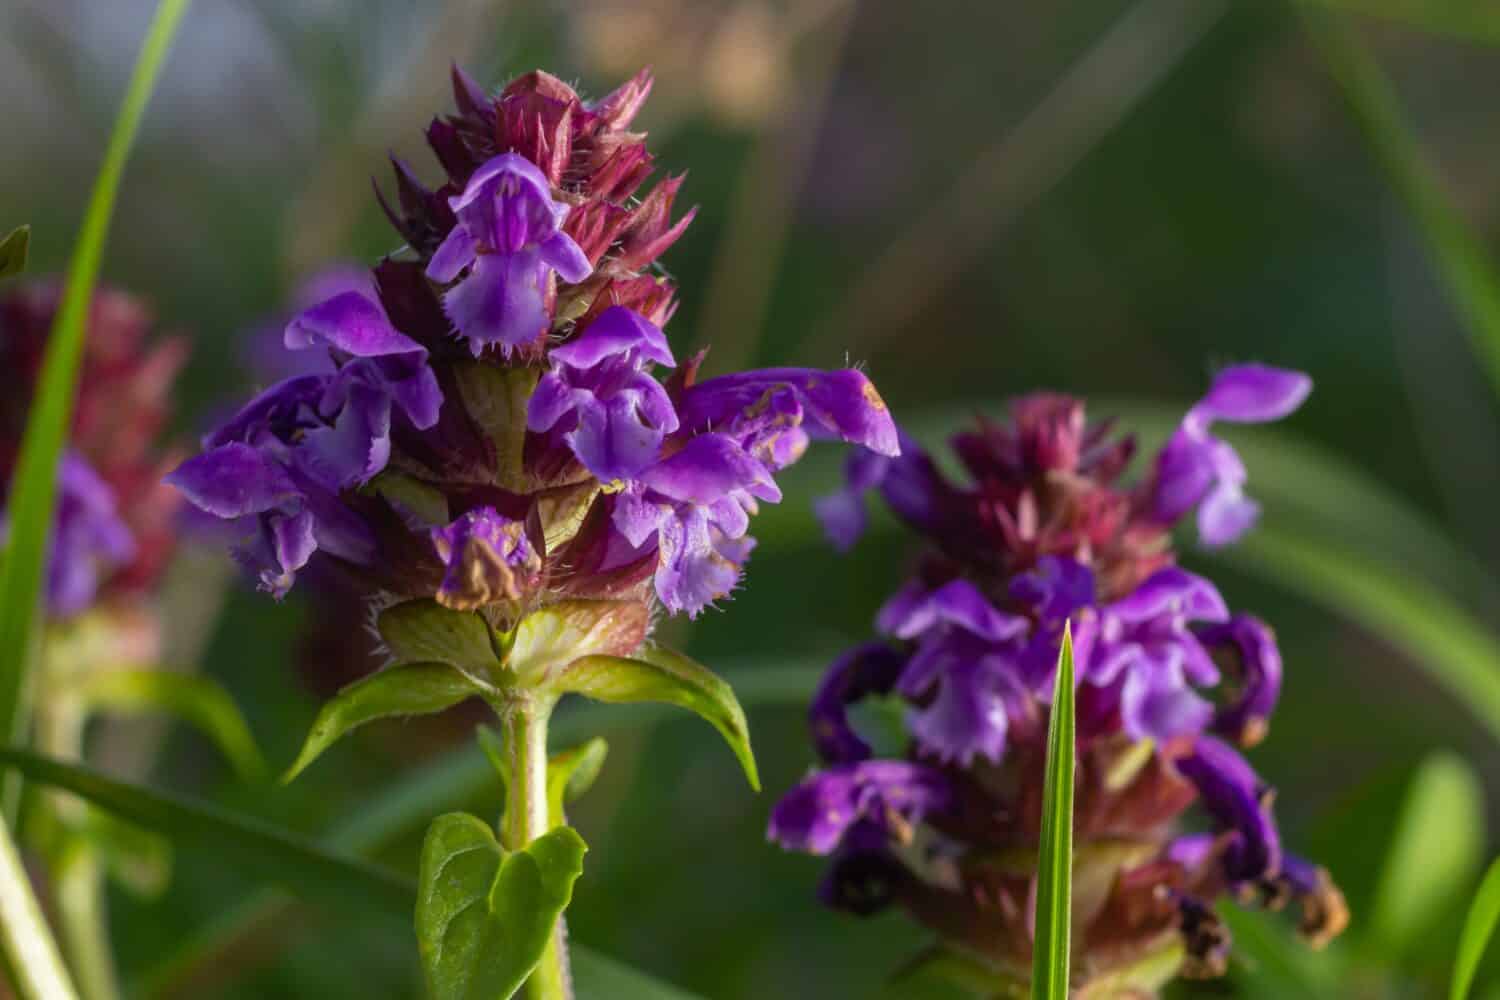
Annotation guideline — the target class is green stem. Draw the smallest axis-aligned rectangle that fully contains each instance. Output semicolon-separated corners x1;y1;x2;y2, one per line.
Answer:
53;852;119;1000
0;820;78;999
499;696;570;1000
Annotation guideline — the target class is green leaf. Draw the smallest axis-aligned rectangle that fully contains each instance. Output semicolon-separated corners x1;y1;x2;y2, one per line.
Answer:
376;600;503;677
1453;857;1500;1000
452;364;540;493
507;600;650;688
0;226;30;279
283;662;478;783
416;814;586;1000
555;645;759;791
1370;753;1486;954
0;0;192;761
1031;624;1076;1000
71;668;266;782
133;662;821;996
0;748;411;917
1306;10;1500;396
546;738;609;827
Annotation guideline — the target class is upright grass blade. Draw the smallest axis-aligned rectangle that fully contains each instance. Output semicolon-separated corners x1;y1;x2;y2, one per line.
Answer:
1300;0;1500;44
1031;624;1077;1000
0;820;77;999
0;0;192;754
1306;9;1500;398
1452;857;1500;1000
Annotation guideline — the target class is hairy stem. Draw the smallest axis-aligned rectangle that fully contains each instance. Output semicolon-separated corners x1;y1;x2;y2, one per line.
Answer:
499;695;570;1000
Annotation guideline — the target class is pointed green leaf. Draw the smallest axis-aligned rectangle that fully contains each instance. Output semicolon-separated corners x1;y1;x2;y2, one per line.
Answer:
0;226;30;279
72;668;266;782
506;600;650;688
283;662;478;783
555;645;759;791
1371;752;1485;953
416;813;586;1000
0;0;191;764
0;748;412;916
546;738;609;827
1031;624;1076;1000
1452;857;1500;1000
377;600;504;676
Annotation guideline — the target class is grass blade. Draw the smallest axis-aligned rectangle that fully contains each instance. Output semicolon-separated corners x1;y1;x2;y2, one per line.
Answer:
1031;624;1077;999
1369;753;1485;954
1225;528;1500;747
0;820;77;999
1453;857;1500;1000
0;0;192;752
0;748;411;918
1306;9;1500;398
1300;0;1500;44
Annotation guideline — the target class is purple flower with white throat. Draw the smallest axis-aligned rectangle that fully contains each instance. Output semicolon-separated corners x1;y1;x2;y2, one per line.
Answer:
1151;363;1311;546
427;153;592;353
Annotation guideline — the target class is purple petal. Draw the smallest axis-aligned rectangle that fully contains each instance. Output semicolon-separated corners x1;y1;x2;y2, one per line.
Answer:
1199;615;1282;746
565;391;671;485
1198;480;1260;548
449;153;552;217
809;643;906;763
876;578;1027;642
166;444;302;519
296;382;392;489
539;230;592;284
908;657;1013;765
815;448;894;552
1121;666;1213;741
767;760;951;856
653;504;744;616
1176;736;1282;882
1190;364;1312;428
285;291;426;360
679;368;900;458
550;306;674;368
1008;556;1096;625
443;250;548;353
426;226;478;283
639;434;778;506
431;507;541;607
1107;567;1228;625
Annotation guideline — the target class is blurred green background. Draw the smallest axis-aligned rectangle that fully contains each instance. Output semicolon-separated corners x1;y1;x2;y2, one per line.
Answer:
4;0;1500;996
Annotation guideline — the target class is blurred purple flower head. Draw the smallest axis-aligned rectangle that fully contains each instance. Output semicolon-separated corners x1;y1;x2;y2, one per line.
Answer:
772;370;1343;992
1;283;189;619
169;66;898;628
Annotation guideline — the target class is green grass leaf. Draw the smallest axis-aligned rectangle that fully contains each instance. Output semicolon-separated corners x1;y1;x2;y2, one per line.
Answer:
415;814;586;1000
1306;9;1500;396
555;646;760;791
282;662;479;784
0;226;30;279
1453;857;1500;1000
1300;0;1500;44
71;668;266;783
0;0;192;757
0;747;412;918
1031;624;1076;1000
1370;753;1486;954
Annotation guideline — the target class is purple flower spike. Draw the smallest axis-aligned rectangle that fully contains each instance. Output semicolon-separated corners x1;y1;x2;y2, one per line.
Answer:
427;153;592;353
431;507;542;610
36;453;137;617
1152;364;1311;547
767;760;951;856
528;306;680;484
1198;614;1282;747
1176;736;1282;883
809;642;907;763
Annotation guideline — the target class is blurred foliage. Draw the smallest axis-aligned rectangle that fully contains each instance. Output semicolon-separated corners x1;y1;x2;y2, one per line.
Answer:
5;0;1500;996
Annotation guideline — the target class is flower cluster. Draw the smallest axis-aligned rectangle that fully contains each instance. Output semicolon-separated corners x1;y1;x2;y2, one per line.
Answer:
0;283;188;619
770;366;1345;993
169;67;897;625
